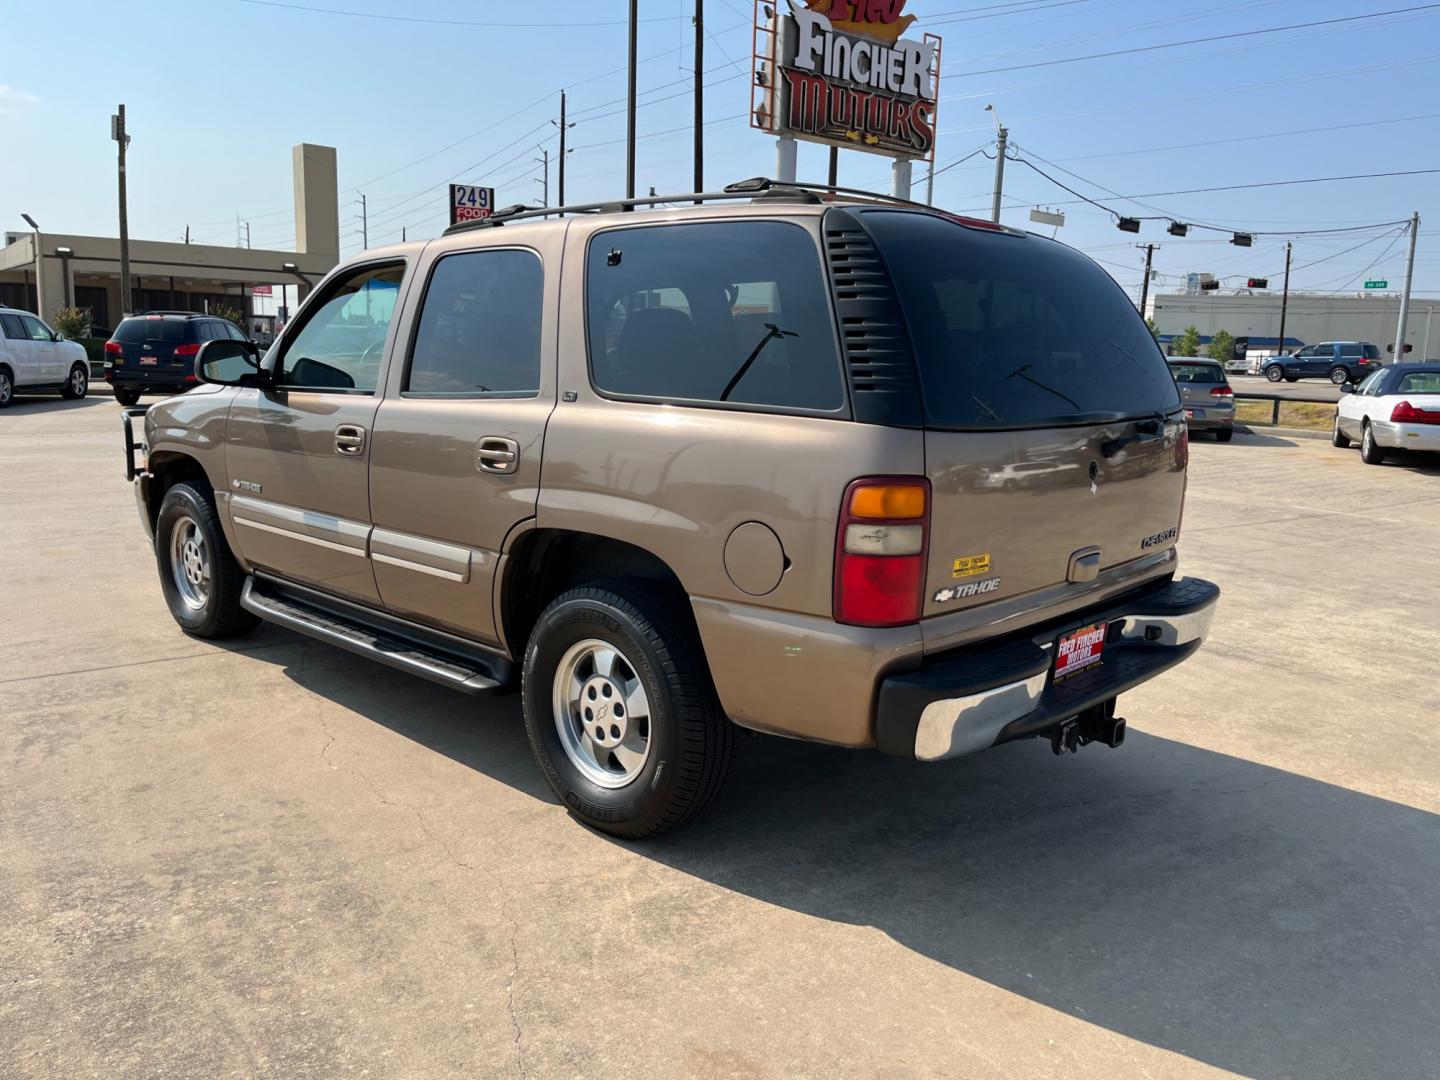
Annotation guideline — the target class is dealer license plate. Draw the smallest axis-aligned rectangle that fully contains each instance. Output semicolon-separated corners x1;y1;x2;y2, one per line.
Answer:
1054;623;1106;680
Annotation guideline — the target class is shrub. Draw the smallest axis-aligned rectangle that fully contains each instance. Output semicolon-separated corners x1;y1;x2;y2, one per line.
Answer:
50;307;91;340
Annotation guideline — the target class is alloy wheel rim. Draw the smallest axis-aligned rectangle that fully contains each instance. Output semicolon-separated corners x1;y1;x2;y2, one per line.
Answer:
551;638;653;789
72;368;87;394
169;515;210;611
0;374;10;403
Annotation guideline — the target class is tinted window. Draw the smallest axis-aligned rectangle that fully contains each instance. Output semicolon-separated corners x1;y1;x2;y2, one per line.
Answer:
115;317;187;344
0;314;25;340
1168;363;1222;383
862;210;1179;427
21;316;52;341
228;323;248;341
407;249;543;395
1339;344;1361;357
276;262;403;392
586;221;843;412
1363;344;1380;359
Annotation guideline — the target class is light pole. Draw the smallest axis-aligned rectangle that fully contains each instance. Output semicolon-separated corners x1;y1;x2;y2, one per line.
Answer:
984;104;1008;225
111;105;132;317
56;246;73;309
21;213;44;316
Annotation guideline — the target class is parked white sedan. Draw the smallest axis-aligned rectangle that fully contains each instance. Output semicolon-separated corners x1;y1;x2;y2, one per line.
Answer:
1333;363;1440;464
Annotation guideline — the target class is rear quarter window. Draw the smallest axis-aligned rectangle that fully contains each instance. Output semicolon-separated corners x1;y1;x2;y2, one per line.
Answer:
861;210;1180;428
585;220;845;413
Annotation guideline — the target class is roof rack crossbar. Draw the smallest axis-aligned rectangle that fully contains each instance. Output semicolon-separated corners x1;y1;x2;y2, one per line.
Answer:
439;177;929;235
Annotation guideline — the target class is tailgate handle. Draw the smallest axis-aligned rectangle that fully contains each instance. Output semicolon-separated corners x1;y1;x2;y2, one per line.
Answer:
1067;547;1102;584
1102;419;1163;458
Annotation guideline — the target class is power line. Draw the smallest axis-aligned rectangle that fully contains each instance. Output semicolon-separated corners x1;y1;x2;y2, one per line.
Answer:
954;3;1440;78
239;0;688;28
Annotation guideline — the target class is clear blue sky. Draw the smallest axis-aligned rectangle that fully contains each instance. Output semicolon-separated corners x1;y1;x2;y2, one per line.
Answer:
3;0;1438;301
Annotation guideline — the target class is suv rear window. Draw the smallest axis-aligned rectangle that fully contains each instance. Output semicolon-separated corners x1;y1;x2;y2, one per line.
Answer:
115;317;189;344
1169;362;1223;383
586;221;844;413
860;210;1180;428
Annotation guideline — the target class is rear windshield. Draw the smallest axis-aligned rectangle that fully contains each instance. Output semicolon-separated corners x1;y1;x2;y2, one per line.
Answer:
1169;363;1223;383
862;210;1179;428
115;317;189;344
1397;372;1440;394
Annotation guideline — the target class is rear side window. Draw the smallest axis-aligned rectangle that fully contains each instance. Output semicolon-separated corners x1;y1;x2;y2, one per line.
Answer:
406;249;543;395
1340;344;1361;357
863;211;1180;427
1169;363;1222;383
586;221;844;412
1;314;25;339
115;317;187;344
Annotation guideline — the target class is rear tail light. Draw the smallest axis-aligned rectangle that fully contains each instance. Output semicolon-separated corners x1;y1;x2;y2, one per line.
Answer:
834;478;929;627
1391;400;1440;424
174;342;201;357
1209;385;1233;398
104;340;122;355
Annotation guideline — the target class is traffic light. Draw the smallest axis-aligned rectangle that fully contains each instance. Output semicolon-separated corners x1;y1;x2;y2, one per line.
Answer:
1246;278;1269;289
1200;280;1221;291
1117;217;1141;233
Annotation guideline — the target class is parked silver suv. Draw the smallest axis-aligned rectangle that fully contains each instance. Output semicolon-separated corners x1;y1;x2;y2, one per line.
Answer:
124;180;1219;836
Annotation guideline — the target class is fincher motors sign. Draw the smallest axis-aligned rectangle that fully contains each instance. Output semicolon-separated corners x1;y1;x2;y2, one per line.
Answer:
753;0;941;159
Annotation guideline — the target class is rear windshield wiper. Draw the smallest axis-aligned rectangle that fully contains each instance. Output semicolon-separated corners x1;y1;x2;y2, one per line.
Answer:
1004;362;1081;411
719;323;798;402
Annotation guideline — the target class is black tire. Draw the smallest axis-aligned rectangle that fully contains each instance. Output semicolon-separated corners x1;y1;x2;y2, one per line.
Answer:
1285;376;1300;383
154;481;259;638
114;386;142;406
1265;365;1284;382
521;581;734;839
0;367;12;409
1329;366;1350;386
1332;412;1351;448
61;362;89;399
1215;428;1234;443
1360;421;1386;466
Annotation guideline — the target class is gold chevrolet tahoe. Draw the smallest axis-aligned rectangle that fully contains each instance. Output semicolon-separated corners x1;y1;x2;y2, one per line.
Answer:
123;179;1219;837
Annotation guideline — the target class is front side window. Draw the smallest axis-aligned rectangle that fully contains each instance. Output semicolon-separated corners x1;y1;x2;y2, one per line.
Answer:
862;209;1179;427
1357;370;1384;395
276;262;404;392
406;249;543;396
586;221;844;412
21;316;52;341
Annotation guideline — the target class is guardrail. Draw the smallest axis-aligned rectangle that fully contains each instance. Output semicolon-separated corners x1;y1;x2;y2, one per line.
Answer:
1233;391;1337;427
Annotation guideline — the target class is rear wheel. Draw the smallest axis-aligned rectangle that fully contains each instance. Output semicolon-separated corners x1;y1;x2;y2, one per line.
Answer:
1360;421;1386;466
1332;412;1351;448
1329;366;1350;385
154;481;258;638
1215;428;1234;443
114;386;142;406
1265;366;1284;382
521;581;734;838
1285;376;1300;383
61;363;89;399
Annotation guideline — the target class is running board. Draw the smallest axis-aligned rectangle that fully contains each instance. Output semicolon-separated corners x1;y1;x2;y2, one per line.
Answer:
240;577;507;694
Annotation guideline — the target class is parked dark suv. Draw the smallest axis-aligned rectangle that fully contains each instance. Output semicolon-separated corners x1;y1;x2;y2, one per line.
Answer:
104;312;252;405
1262;341;1381;385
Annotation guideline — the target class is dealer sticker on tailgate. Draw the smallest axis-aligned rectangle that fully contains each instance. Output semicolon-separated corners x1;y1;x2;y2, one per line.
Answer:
1054;623;1106;680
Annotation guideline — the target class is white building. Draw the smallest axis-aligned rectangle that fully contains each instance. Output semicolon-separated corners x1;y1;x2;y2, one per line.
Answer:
1147;290;1438;361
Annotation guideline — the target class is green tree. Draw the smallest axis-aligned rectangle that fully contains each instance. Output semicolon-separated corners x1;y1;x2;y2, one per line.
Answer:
1173;325;1202;357
1207;329;1236;366
1145;317;1160;340
50;306;91;340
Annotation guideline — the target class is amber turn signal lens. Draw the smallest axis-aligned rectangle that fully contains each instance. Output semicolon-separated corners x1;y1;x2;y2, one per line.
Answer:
849;484;926;520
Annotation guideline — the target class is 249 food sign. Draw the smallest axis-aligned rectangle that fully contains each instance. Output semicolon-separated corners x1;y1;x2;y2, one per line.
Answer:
753;0;941;160
449;184;495;225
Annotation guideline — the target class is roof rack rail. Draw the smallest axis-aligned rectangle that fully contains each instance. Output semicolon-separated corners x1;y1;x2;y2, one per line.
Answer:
439;177;930;235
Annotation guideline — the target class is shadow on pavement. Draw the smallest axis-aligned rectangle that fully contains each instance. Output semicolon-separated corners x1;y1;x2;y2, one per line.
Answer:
5;394;115;414
1225;430;1300;447
261;637;1440;1080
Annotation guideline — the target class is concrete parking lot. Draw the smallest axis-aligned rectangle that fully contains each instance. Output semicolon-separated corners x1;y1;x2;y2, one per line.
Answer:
3;395;1438;1080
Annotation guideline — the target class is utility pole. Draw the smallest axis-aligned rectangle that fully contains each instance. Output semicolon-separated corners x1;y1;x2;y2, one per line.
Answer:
554;90;573;207
401;227;406;242
535;147;550;206
828;146;838;188
925;161;935;206
1277;241;1292;359
1393;211;1420;363
358;193;368;250
693;0;704;200
985;104;1007;224
626;0;638;199
244;221;251;249
184;225;190;245
1138;243;1157;318
112;104;132;317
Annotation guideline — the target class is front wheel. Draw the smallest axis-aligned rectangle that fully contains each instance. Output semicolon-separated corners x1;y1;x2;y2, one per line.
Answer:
1265;366;1284;382
0;368;12;409
154;482;259;638
114;386;141;406
61;363;89;399
1360;422;1387;466
522;582;734;838
1329;366;1350;385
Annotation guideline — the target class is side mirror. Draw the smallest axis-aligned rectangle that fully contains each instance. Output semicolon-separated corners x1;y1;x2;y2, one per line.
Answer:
53;331;65;342
1339;382;1356;394
196;338;265;387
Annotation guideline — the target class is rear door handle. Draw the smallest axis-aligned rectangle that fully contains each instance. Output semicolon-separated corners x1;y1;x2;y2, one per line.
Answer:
335;424;366;456
476;436;520;474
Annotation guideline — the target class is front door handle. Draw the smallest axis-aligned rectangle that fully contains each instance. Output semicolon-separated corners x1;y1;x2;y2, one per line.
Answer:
477;436;520;474
335;424;366;456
